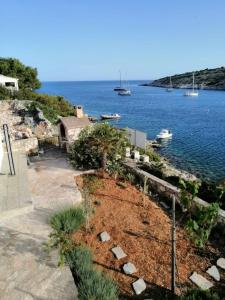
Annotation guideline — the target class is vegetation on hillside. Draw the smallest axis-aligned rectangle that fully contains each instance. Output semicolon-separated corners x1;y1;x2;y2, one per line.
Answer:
0;57;74;123
145;67;225;90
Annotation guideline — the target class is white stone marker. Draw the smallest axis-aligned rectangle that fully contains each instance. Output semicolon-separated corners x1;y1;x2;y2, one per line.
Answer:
123;262;137;275
189;272;213;290
132;278;146;295
111;246;127;260
133;150;140;161
99;231;110;242
217;258;225;270
126;147;131;158
206;266;220;281
141;155;149;163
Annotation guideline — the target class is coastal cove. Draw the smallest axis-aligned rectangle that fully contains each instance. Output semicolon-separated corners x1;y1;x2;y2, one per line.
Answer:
39;81;225;183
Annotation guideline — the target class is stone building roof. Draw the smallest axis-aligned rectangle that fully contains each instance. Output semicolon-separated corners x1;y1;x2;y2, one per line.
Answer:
59;116;91;129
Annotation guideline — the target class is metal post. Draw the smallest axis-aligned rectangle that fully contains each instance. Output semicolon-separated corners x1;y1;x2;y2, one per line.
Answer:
171;195;176;294
3;124;16;176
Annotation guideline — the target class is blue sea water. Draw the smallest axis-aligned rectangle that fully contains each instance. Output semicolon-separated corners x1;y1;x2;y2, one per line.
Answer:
39;81;225;183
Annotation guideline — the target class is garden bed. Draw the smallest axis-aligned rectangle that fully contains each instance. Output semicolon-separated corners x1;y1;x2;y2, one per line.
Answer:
74;175;225;298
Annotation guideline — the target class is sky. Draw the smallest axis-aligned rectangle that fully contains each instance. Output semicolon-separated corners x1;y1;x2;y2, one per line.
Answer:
1;0;225;81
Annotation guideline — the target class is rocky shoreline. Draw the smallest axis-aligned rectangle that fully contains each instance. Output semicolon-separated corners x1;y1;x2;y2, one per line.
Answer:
141;82;225;91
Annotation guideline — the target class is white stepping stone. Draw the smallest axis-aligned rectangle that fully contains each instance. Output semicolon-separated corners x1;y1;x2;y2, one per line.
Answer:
99;231;110;242
189;272;213;290
217;258;225;270
132;278;146;295
123;262;137;275
111;246;127;259
207;266;220;281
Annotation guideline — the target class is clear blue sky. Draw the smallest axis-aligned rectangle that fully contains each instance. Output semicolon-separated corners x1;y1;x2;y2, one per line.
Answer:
1;0;225;81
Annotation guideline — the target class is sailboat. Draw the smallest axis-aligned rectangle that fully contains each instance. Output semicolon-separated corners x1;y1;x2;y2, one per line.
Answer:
118;79;131;96
184;72;199;97
113;71;127;92
167;76;173;92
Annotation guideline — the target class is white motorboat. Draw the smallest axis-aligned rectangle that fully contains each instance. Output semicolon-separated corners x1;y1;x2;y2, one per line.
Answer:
184;72;199;97
156;129;173;139
100;113;121;120
118;90;131;96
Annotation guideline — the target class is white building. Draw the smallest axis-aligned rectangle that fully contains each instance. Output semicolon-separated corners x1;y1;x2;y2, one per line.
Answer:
0;74;19;91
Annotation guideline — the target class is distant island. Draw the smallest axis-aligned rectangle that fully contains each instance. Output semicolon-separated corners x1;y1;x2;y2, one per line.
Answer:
142;67;225;90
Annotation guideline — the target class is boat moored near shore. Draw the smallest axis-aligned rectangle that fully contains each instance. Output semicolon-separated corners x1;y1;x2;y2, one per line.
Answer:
100;113;121;120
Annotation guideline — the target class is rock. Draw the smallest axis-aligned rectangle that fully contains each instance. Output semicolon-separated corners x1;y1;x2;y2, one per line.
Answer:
189;272;213;290
123;262;137;275
217;258;225;270
24;116;35;127
132;278;146;295
99;231;110;242
206;266;220;281
15;131;23;140
111;246;127;260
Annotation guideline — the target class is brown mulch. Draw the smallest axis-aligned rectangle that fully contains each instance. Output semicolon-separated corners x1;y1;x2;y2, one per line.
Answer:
73;175;224;297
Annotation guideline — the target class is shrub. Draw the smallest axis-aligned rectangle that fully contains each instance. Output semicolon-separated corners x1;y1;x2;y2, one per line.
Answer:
83;175;104;193
180;288;220;300
0;86;12;100
69;123;128;172
50;207;86;234
66;245;93;277
78;269;118;300
185;202;219;248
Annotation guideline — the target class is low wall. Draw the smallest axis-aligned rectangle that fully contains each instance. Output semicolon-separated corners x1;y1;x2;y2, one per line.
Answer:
125;161;225;224
12;137;38;154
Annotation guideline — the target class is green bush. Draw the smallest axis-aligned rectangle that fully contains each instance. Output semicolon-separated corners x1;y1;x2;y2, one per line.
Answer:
0;86;11;100
180;288;220;300
70;123;128;171
66;245;93;277
50;207;86;234
78;269;118;300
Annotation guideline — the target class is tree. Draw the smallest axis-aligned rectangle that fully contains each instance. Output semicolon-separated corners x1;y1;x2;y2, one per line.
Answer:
0;57;41;90
70;123;128;173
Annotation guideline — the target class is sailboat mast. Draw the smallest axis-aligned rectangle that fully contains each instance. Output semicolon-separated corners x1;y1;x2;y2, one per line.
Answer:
193;73;195;92
119;70;122;88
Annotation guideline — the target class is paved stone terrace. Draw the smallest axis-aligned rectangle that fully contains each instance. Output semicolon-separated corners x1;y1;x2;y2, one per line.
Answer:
0;149;81;300
0;151;32;218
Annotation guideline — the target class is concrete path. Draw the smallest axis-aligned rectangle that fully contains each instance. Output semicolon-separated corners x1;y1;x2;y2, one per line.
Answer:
0;150;81;300
0;151;33;219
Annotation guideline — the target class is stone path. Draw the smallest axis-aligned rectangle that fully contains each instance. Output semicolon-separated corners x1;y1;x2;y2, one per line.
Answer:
0;150;81;300
0;151;33;219
189;257;225;290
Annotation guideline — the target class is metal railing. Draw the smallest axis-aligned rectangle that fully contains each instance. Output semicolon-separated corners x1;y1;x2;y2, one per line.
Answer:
2;124;16;176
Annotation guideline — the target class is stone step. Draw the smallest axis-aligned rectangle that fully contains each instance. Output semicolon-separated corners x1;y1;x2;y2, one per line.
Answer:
189;272;213;290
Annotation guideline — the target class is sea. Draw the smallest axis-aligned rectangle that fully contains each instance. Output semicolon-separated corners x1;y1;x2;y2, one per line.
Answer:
39;80;225;183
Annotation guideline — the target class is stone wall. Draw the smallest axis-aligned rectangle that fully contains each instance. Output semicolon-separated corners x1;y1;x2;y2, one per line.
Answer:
12;137;38;154
125;161;225;224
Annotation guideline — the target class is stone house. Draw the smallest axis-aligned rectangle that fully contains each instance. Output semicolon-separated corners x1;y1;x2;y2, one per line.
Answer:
0;75;19;91
58;105;91;151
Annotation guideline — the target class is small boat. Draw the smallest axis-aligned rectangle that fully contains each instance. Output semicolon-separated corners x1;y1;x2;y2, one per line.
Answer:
118;90;131;96
101;113;121;120
184;72;199;97
167;76;173;92
156;129;173;139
